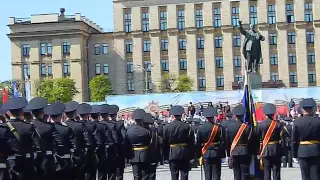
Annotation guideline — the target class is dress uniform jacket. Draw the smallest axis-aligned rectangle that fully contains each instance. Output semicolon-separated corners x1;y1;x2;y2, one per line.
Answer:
6;118;39;180
82;120;97;164
110;120;127;168
32;119;58;176
0;124;13;180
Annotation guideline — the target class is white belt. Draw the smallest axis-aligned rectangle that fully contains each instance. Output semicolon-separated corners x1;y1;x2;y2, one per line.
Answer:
46;151;53;155
61;154;71;159
70;149;75;153
0;163;7;169
26;153;31;158
8;153;32;160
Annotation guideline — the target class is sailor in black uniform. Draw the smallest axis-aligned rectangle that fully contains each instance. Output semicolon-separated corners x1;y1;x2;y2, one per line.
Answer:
281;117;293;168
0;106;12;180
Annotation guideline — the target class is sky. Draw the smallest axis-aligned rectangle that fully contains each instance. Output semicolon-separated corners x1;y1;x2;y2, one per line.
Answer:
0;0;114;82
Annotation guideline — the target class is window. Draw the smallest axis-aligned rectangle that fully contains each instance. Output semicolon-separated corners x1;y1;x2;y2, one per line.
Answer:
144;61;151;72
216;56;223;68
179;38;186;50
161;60;169;71
143;40;151;52
234;56;241;67
179;58;187;70
177;10;185;30
286;4;294;23
127;79;134;91
271;72;279;81
308;52;315;64
197;37;204;49
306;31;314;44
103;64;109;74
289;72;297;83
161;39;168;51
22;44;30;56
95;64;101;75
102;44;108;54
127;62;133;73
288;32;295;44
23;64;30;78
63;62;70;76
269;33;277;45
47;64;52;76
214;8;221;28
305;3;313;22
270;54;278;65
94;44;100;55
215;36;222;48
234;75;242;82
142;12;149;32
125;40;133;53
233;35;241;47
250;6;258;25
216;76;224;87
268;5;276;24
288;53;296;65
197;57;205;69
124;12;132;32
40;43;52;55
308;71;316;83
62;42;71;54
232;7;239;27
195;9;203;28
199;76;206;88
41;63;46;76
160;11;167;31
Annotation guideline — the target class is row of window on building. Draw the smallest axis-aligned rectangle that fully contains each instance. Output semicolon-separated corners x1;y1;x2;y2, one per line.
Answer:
123;3;313;32
123;31;314;54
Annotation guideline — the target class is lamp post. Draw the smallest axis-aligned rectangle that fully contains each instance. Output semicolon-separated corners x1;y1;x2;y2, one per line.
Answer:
136;64;154;94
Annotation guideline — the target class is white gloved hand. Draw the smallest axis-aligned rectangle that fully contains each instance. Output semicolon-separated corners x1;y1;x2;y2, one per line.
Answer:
293;158;298;163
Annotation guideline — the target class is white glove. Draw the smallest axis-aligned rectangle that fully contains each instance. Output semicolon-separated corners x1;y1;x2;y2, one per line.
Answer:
293;158;298;163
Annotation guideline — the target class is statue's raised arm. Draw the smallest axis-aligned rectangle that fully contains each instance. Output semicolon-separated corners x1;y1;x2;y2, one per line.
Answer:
238;20;248;37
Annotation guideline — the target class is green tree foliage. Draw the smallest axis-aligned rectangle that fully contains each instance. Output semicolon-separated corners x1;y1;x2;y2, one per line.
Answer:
159;73;177;93
175;74;193;92
89;75;112;102
0;80;25;97
36;78;78;103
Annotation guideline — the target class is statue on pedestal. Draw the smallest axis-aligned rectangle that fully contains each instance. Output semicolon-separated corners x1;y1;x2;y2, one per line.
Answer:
238;20;265;73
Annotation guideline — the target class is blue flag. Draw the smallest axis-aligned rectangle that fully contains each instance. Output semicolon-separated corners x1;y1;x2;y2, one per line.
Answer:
12;81;20;98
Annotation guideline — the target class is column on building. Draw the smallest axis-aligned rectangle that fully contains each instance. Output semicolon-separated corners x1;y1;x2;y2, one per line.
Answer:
167;4;179;75
222;29;234;90
257;0;270;82
52;39;63;78
239;0;249;24
313;1;320;85
203;2;213;28
113;3;124;32
114;38;127;94
11;41;22;80
69;37;85;101
29;40;40;97
295;27;308;87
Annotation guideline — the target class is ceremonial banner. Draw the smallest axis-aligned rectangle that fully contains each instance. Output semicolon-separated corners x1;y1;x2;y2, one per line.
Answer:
12;81;20;98
2;88;8;104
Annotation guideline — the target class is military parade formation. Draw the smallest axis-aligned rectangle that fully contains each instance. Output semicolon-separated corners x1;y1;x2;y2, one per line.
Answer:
0;96;320;180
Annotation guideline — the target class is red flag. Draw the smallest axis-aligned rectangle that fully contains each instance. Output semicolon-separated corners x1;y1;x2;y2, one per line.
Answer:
2;88;8;104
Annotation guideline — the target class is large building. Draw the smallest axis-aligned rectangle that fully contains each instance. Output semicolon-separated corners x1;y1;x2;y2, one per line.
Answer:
8;0;320;101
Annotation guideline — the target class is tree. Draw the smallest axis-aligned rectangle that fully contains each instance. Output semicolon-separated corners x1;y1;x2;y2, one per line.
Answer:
36;78;78;103
0;80;25;97
159;73;177;93
89;75;112;102
175;74;193;92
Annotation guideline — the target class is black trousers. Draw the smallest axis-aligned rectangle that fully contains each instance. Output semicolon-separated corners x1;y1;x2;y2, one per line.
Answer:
203;158;221;180
232;155;250;180
131;162;149;180
282;149;293;168
262;156;281;180
149;163;157;180
56;169;72;180
169;160;189;180
8;159;37;180
0;169;10;180
298;157;320;180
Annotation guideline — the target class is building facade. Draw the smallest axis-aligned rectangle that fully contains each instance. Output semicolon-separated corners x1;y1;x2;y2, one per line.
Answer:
8;0;320;102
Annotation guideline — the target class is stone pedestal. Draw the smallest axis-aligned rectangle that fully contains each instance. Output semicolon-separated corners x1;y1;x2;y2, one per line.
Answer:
249;72;262;89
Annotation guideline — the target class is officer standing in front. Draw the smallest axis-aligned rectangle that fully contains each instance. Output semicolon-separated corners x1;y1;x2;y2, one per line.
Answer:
44;101;75;180
163;105;195;180
77;103;97;180
64;101;91;180
25;97;58;180
292;98;320;180
281;117;293;168
125;109;151;180
225;105;254;180
3;97;38;180
197;106;225;180
257;103;282;180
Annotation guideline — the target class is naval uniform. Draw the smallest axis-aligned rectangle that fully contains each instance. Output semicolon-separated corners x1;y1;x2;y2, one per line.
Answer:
281;117;293;168
292;98;320;180
198;107;225;180
126;109;151;180
0;124;12;180
163;105;195;180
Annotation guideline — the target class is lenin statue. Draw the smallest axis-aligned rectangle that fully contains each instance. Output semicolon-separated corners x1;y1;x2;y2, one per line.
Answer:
239;20;265;73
